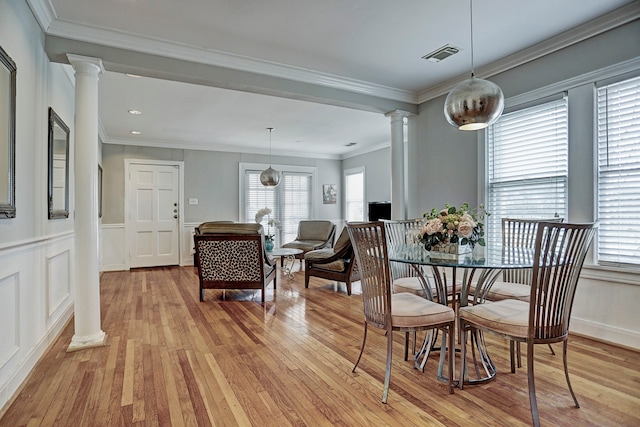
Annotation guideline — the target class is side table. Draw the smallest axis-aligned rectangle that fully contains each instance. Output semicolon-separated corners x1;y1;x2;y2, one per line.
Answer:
268;248;303;280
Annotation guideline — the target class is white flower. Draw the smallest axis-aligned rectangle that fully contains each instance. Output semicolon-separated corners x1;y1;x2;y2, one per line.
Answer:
255;207;272;223
423;218;443;235
458;221;475;238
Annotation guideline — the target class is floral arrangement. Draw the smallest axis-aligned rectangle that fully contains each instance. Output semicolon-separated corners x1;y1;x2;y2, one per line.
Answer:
254;207;281;241
419;203;488;251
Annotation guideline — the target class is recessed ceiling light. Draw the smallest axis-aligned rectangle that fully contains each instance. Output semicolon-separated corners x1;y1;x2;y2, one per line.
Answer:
345;142;357;147
126;73;142;78
130;130;142;135
128;109;142;115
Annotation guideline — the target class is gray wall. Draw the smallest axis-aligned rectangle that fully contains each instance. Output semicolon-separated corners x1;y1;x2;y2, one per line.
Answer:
101;145;343;224
342;147;391;218
409;18;640;221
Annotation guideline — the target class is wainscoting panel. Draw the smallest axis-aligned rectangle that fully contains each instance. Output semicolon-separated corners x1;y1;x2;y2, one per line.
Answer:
0;271;19;369
101;224;127;271
45;250;71;319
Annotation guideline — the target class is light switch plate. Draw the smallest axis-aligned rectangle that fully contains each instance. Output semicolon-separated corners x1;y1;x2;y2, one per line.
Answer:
188;198;198;205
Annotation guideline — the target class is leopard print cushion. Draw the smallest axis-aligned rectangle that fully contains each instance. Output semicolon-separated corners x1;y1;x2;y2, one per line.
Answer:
197;240;262;281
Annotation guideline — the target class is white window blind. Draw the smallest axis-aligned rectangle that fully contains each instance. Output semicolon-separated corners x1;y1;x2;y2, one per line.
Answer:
243;169;312;247
281;173;312;243
345;169;364;221
487;97;568;245
597;75;640;267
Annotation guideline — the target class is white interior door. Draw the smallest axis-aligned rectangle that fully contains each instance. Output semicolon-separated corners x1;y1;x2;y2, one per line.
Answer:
127;162;180;268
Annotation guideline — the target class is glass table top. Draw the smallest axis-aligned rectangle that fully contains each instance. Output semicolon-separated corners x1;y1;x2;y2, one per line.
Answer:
388;244;536;269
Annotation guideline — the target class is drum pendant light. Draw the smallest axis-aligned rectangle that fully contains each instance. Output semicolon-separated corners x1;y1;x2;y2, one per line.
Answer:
444;0;504;130
260;127;281;187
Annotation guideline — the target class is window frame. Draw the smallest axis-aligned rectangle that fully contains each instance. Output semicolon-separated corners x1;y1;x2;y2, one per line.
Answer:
344;166;365;222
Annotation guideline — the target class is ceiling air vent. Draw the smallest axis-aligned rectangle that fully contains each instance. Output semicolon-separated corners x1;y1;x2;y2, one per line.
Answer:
422;45;461;63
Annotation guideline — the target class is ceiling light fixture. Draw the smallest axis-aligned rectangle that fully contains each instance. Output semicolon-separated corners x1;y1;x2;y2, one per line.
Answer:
444;0;504;131
130;130;141;135
128;109;142;115
260;127;280;187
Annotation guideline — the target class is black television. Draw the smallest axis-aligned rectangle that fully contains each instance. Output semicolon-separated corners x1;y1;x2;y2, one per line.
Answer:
368;201;391;221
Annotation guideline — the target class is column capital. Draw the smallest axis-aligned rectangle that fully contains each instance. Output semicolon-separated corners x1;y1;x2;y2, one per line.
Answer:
66;54;105;75
384;109;413;120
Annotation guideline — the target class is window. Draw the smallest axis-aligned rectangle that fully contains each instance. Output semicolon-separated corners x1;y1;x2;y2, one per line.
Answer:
345;168;364;221
597;75;640;267
486;96;568;245
241;164;315;247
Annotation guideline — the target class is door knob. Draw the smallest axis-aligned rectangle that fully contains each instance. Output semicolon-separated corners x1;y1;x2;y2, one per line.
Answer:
174;209;178;213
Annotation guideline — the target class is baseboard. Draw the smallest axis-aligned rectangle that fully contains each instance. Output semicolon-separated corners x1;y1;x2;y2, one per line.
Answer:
571;316;640;351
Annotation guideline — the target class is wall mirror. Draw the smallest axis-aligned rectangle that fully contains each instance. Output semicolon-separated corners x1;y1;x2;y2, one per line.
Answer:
0;46;16;218
48;107;70;219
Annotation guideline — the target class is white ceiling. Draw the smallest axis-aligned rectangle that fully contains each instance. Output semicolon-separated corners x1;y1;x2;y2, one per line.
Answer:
28;0;637;158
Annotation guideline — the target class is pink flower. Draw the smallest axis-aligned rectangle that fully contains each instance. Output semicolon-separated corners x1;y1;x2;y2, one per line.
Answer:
461;213;476;227
423;218;443;235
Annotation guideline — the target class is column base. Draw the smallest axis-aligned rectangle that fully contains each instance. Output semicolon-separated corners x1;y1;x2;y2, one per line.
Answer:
67;331;107;353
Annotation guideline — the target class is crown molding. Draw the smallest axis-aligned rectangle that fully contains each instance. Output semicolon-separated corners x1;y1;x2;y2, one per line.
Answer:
45;20;417;104
25;0;55;32
417;2;640;103
101;136;344;160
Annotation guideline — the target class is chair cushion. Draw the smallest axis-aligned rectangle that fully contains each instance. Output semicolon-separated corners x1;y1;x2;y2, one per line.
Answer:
333;228;351;253
459;299;530;338
298;221;334;241
469;280;531;301
391;293;454;328
313;260;346;272
393;277;429;296
198;223;262;235
304;249;335;261
282;240;327;251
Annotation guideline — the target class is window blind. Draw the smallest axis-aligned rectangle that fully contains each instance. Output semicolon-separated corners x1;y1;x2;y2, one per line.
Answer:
244;170;279;242
281;172;312;243
244;169;313;246
487;97;568;246
597;75;640;267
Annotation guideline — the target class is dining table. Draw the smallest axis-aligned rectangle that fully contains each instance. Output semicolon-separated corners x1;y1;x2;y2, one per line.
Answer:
388;243;536;385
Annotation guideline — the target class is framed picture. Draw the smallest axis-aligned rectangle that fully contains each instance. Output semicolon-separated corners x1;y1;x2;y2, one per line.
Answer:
0;45;16;218
323;184;337;204
98;165;103;218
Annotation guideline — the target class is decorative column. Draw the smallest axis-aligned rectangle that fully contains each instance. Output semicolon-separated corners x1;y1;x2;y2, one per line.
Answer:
386;110;408;220
66;54;106;351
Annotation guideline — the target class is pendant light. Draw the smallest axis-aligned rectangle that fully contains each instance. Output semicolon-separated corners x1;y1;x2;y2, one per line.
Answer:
444;0;504;130
260;127;281;187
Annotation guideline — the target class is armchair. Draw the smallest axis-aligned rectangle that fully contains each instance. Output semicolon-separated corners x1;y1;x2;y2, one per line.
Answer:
194;222;276;302
281;220;336;266
304;227;359;295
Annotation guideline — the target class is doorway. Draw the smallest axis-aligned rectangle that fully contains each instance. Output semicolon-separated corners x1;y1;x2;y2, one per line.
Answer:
125;160;184;268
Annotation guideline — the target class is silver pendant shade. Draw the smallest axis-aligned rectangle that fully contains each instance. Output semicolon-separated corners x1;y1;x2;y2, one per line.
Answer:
443;0;504;130
260;127;281;187
444;76;504;130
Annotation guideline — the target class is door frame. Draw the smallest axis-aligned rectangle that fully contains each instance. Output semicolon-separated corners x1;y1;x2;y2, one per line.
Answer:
124;159;185;269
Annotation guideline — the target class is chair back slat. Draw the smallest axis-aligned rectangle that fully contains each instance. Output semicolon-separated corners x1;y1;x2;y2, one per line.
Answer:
529;222;596;341
347;222;392;330
502;217;564;284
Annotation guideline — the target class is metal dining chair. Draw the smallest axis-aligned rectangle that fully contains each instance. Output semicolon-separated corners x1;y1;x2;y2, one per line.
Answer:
346;221;456;403
471;217;564;371
459;221;597;427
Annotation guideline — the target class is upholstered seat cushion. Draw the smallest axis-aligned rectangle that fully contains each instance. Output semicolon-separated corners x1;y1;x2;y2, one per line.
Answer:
459;299;530;338
283;240;328;252
469;280;531;301
391;293;454;328
393;277;461;297
304;248;346;271
198;222;261;235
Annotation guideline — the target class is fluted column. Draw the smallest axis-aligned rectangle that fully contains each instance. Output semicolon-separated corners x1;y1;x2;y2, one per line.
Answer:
386;110;408;220
66;54;106;351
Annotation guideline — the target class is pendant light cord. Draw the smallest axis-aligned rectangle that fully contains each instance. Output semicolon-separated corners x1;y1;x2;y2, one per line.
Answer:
470;0;475;77
267;127;273;167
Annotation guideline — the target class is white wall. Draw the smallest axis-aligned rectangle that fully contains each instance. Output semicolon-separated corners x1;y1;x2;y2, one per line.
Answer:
410;20;640;350
0;0;75;410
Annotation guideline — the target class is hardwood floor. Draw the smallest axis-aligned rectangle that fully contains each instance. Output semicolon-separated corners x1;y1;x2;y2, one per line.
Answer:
1;266;639;426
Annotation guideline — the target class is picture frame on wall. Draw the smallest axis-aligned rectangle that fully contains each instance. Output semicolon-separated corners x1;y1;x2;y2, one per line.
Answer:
323;184;337;204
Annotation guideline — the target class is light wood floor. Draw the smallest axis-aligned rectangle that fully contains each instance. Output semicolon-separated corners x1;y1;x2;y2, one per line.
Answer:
1;265;639;426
